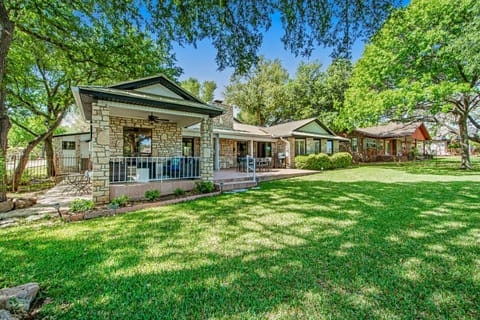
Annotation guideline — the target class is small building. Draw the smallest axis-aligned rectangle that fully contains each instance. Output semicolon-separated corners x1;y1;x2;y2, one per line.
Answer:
52;132;91;172
349;122;431;162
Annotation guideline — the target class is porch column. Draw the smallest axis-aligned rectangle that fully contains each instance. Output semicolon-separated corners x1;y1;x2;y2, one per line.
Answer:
250;139;254;157
91;102;110;204
214;134;220;171
200;118;214;181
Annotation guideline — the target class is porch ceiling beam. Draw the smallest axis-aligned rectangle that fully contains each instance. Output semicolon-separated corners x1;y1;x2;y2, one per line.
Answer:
104;101;210;121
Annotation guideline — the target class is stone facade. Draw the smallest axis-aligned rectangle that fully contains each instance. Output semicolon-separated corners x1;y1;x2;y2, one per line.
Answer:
200;118;214;180
218;138;235;169
109;116;182;157
91;102;110;204
211;102;234;129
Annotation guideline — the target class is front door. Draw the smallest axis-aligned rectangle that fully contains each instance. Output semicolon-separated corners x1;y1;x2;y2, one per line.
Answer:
237;141;247;157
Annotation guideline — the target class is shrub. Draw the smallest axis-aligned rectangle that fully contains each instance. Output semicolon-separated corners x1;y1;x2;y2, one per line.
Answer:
195;181;215;194
174;188;186;196
110;194;130;207
330;152;353;169
70;199;95;212
295;153;331;170
145;190;160;201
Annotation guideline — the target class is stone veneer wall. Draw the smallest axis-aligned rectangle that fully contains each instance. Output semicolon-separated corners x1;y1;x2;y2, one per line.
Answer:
109;116;182;157
218;138;235;169
211;102;234;129
200;118;214;180
193;137;201;157
91;102;110;204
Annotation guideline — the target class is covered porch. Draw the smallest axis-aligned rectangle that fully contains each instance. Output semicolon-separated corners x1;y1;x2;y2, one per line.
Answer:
72;75;224;203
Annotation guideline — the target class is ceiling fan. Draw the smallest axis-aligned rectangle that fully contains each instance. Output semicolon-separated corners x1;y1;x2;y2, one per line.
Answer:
148;113;169;124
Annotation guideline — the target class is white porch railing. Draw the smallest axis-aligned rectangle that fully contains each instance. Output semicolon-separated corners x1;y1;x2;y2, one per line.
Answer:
110;156;201;183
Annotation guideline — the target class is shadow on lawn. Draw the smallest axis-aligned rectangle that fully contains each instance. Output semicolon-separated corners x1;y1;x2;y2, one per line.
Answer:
365;158;480;176
0;177;479;319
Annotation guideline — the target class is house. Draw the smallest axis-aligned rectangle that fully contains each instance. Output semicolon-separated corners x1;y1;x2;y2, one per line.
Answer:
348;122;431;162
61;74;346;203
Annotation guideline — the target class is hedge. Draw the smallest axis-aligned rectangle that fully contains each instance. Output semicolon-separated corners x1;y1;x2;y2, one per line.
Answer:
295;152;352;170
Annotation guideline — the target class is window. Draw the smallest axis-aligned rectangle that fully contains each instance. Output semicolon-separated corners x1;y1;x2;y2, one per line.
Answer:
123;127;152;156
257;142;272;157
62;141;76;150
182;138;194;157
351;138;358;152
366;138;377;149
295;139;306;155
237;141;248;157
326;140;333;154
313;139;321;154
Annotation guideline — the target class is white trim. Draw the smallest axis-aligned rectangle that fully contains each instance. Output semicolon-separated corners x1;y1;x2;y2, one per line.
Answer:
104;100;210;120
72;87;87;121
291;131;349;142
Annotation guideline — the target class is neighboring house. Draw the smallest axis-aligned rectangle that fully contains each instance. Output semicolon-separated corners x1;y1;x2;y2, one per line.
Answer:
64;74;346;203
348;122;431;162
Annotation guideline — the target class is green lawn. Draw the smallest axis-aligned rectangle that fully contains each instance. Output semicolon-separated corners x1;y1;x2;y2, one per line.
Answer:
1;162;480;319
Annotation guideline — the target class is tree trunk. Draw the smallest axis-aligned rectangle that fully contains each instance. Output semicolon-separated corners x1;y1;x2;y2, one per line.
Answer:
0;4;14;201
44;135;56;177
458;112;471;169
11;141;36;192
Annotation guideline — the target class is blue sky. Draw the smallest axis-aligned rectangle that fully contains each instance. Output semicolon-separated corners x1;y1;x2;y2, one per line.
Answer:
174;13;367;100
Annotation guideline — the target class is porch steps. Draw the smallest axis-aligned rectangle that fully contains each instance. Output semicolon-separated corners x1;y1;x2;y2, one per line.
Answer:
216;180;257;192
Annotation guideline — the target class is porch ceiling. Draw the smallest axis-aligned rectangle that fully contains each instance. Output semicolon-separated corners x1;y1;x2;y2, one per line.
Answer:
109;102;205;128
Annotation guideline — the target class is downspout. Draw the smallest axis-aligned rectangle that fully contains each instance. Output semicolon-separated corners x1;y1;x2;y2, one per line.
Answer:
215;133;220;171
280;136;291;168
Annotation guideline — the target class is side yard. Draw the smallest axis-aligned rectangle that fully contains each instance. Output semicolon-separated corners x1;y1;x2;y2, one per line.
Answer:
1;164;479;319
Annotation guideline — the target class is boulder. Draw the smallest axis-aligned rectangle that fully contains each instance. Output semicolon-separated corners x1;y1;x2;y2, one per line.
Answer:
12;198;36;210
0;283;39;313
0;309;18;320
0;200;13;213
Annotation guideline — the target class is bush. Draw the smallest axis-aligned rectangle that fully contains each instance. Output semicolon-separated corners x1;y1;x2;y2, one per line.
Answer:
330;152;353;169
174;188;186;196
295;153;331;170
110;194;130;207
295;152;351;170
145;190;160;201
195;181;215;194
70;199;95;212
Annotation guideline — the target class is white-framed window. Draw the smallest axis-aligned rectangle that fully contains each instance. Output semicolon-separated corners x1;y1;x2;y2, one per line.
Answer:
295;139;306;155
62;141;76;150
313;139;321;154
326;140;333;154
351;138;358;152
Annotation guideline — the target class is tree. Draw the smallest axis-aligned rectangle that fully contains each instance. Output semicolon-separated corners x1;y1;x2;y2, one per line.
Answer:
342;0;480;169
225;57;289;126
181;78;201;97
200;81;217;102
0;0;401;201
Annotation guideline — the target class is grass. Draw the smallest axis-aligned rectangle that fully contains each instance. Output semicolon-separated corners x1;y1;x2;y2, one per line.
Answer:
1;161;480;319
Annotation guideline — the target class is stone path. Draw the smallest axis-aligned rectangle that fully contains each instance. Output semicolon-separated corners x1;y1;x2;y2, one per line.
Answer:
0;181;91;224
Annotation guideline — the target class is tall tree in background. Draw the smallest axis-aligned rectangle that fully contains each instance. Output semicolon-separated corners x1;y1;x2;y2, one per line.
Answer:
0;0;401;201
180;78;217;101
201;81;217;102
341;0;480;169
225;57;289;126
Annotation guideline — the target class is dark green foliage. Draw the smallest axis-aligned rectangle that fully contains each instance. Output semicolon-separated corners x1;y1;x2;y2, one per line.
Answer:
330;152;353;169
195;181;216;194
69;199;95;212
296;152;352;170
110;195;130;207
295;153;332;170
174;188;186;196
144;190;160;201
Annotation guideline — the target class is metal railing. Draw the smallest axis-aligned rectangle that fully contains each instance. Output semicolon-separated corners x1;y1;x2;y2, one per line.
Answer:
109;156;201;183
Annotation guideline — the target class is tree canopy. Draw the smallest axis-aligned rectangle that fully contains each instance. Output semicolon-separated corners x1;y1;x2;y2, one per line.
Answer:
341;0;480;168
180;78;217;102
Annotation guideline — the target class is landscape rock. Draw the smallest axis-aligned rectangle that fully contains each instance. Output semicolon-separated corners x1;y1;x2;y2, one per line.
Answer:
12;198;37;210
0;283;39;313
0;309;18;320
0;200;14;213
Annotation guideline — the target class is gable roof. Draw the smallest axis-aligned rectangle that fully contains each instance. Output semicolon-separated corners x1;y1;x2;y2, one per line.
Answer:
264;118;336;137
72;74;224;121
353;122;431;140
